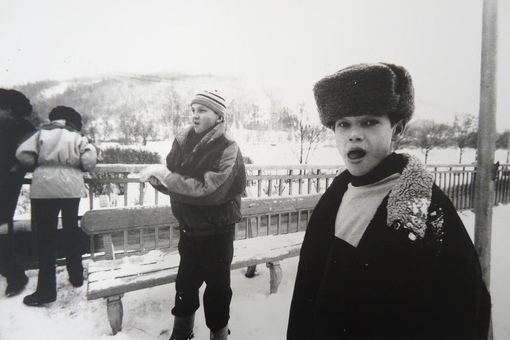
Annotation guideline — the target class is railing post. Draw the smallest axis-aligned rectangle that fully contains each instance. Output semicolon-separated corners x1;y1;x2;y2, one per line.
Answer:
257;170;262;197
317;169;322;193
289;169;293;196
123;173;129;206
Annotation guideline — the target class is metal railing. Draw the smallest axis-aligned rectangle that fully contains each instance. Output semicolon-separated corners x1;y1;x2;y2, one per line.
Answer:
17;163;510;215
11;163;510;267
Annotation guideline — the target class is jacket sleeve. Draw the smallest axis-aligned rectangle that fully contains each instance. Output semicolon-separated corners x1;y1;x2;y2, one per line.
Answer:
79;137;98;171
15;131;40;171
163;142;245;206
419;186;491;339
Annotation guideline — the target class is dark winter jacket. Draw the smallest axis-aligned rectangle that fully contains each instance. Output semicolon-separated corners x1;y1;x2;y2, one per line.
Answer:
287;153;491;340
0;116;35;224
162;123;246;236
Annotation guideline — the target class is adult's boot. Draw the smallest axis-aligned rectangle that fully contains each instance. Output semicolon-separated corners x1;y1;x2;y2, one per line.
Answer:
169;314;195;340
210;325;230;340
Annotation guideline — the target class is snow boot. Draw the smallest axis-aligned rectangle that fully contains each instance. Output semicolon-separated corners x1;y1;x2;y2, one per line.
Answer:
23;291;56;307
210;325;230;340
5;273;28;297
169;314;195;340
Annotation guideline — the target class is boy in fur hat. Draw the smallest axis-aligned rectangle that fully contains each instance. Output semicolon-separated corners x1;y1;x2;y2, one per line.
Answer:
16;106;97;306
140;90;246;340
287;63;491;339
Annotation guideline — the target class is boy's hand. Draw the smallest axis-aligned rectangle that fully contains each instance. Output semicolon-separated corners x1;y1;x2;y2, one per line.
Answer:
148;176;163;187
140;164;171;188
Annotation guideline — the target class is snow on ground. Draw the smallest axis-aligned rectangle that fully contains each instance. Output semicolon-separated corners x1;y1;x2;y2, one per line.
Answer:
1;205;510;340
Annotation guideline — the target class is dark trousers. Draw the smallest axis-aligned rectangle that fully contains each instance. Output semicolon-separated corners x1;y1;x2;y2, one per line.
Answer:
172;229;234;332
0;221;26;285
32;198;83;297
0;179;26;285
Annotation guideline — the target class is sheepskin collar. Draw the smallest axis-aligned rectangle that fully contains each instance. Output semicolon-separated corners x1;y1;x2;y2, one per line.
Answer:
345;152;434;241
386;153;434;240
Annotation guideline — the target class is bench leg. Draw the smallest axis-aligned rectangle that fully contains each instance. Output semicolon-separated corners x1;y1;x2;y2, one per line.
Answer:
245;265;257;278
106;295;124;335
266;261;282;294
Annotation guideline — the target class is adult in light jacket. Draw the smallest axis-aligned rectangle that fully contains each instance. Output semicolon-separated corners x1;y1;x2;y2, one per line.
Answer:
16;106;97;306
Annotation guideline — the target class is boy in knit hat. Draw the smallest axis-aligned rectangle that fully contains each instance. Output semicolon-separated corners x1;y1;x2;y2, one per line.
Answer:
287;63;491;339
140;90;246;340
0;89;35;297
16;106;97;306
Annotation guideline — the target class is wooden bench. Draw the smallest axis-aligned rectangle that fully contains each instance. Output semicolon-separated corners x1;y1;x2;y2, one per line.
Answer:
80;195;319;335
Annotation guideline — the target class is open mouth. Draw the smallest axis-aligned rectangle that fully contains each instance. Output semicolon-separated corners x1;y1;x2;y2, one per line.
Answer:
347;149;367;160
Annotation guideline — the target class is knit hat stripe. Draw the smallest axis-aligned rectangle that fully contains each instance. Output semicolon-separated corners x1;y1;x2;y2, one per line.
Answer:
191;90;227;117
196;92;226;109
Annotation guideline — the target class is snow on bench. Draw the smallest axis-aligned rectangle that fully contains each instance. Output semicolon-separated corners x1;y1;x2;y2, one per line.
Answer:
81;195;318;335
87;232;304;335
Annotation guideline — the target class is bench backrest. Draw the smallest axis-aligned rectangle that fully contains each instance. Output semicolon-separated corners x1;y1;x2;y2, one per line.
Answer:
81;194;320;259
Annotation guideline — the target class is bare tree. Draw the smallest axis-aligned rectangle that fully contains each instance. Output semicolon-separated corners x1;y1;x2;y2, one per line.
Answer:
118;111;135;144
84;118;114;143
452;113;478;163
291;104;327;164
135;116;157;146
162;87;187;136
403;119;453;163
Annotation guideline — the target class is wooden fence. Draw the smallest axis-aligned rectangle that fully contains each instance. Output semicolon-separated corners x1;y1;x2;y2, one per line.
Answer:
8;162;510;267
17;162;510;214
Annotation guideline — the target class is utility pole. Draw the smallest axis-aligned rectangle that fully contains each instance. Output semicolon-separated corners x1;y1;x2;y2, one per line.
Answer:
474;0;497;320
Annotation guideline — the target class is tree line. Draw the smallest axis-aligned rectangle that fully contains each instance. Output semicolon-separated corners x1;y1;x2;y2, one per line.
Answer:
12;74;510;165
400;113;509;163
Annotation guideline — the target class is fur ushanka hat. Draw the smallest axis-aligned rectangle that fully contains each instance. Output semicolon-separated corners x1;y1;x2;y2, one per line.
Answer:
49;106;83;131
313;63;415;128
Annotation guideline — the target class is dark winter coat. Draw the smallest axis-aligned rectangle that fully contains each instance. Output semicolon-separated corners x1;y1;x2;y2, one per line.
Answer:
287;153;491;340
163;123;246;236
0;116;35;224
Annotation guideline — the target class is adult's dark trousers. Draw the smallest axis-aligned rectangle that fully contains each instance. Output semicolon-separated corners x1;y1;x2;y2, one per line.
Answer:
172;229;234;332
0;222;26;285
0;179;26;285
32;198;83;298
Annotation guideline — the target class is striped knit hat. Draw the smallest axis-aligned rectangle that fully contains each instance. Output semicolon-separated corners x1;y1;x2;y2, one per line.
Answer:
190;90;227;117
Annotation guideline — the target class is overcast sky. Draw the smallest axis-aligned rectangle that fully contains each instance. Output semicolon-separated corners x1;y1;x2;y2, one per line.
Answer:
1;0;509;129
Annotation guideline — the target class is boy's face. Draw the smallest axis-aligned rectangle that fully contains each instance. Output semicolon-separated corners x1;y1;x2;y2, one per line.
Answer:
334;114;400;176
190;103;221;134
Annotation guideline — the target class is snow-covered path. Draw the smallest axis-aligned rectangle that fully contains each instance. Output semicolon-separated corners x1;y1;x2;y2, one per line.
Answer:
1;205;509;340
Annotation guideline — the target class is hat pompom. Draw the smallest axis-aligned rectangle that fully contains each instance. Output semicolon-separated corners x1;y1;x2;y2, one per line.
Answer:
313;63;414;128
